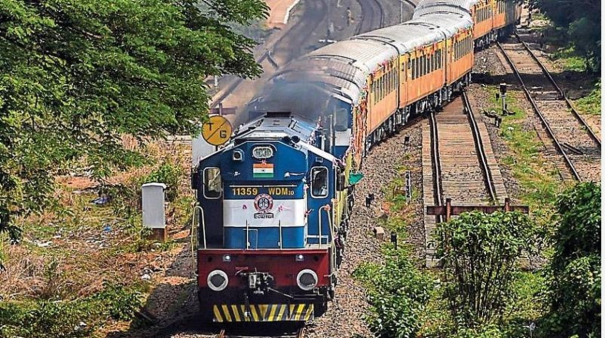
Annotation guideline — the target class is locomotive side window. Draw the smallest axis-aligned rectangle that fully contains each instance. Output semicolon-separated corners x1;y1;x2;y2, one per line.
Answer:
310;167;329;198
203;167;222;199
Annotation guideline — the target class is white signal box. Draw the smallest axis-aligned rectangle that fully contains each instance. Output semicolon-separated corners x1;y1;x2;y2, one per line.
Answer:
142;183;167;229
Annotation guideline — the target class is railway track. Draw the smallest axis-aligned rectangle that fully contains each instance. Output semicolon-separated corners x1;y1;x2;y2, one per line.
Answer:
211;0;328;112
355;0;385;34
423;92;508;265
216;327;304;338
496;37;601;182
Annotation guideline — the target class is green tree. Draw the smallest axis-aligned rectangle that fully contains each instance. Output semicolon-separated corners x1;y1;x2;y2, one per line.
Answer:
0;0;268;238
532;0;601;72
543;182;600;337
435;211;537;330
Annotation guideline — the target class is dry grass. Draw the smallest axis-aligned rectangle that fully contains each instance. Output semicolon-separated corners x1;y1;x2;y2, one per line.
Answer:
1;137;194;306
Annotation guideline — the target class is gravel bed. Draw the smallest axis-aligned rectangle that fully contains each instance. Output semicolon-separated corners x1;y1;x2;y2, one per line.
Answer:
305;119;425;338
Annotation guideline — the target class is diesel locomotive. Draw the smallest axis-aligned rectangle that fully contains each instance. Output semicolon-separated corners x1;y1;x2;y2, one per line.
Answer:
192;0;521;324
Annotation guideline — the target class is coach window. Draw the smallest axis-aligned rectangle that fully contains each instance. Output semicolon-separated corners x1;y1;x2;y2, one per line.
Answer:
203;167;222;199
412;59;416;79
311;167;328;198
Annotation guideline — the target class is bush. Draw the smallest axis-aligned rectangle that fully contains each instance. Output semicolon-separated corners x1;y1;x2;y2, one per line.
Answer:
144;163;183;202
0;282;143;337
353;248;433;338
543;182;600;337
435;211;537;330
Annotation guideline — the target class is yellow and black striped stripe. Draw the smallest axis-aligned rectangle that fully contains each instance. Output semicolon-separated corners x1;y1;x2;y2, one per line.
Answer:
212;303;314;322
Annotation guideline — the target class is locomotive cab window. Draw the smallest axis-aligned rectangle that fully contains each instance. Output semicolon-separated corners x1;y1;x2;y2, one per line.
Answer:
203;167;222;199
310;167;329;198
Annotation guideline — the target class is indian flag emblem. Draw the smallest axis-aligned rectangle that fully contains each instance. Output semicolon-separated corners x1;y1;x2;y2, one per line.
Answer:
253;162;274;178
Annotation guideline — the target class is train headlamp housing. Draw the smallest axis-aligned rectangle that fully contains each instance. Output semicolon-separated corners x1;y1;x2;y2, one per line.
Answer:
207;270;229;291
296;269;318;291
222;254;232;262
295;254;304;262
252;146;273;159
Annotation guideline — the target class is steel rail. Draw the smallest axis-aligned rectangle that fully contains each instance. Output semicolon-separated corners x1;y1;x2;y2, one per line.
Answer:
514;33;601;148
462;91;498;203
496;42;581;181
210;0;328;109
428;112;444;222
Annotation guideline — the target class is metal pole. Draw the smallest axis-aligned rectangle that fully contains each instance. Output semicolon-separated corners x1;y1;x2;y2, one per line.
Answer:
279;220;283;249
246;220;249;249
400;0;403;23
318;208;322;246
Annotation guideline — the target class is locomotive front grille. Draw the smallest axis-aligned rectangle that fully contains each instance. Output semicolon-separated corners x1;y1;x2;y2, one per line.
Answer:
212;303;314;322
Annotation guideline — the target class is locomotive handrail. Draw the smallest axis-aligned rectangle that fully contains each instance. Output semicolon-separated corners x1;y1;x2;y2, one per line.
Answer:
279;220;283;249
192;205;207;249
245;220;250;249
318;208;322;247
322;206;334;246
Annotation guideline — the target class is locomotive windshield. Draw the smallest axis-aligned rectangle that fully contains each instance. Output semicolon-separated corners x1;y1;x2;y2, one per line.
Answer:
311;167;328;197
203;167;222;198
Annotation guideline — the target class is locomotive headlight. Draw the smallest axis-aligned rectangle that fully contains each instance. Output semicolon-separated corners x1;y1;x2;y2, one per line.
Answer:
222;254;232;262
207;270;229;292
296;269;318;291
295;254;304;262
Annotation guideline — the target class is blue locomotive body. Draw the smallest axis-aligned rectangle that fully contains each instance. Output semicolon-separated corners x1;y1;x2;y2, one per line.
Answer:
193;113;349;322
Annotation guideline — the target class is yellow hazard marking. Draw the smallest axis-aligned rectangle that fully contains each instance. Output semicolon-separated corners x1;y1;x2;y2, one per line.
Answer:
231;305;240;321
221;305;232;322
201;115;232;146
213;306;223;322
250;306;259;321
214;304;314;322
277;304;287;321
269;304;278;321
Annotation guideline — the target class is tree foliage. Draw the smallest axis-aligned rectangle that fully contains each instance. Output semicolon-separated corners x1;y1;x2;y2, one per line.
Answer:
353;248;433;338
0;0;268;237
435;211;537;329
543;182;600;337
531;0;600;72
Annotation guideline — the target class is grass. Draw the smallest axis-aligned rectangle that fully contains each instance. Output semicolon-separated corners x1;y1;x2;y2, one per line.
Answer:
485;87;568;211
0;140;194;337
574;81;601;115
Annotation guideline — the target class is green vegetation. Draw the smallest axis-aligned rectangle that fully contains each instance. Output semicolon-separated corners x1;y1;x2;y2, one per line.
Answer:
357;163;599;337
354;247;433;338
486;87;566;210
0;0;269;241
542;182;601;337
575;81;601;115
0;281;143;338
531;0;600;73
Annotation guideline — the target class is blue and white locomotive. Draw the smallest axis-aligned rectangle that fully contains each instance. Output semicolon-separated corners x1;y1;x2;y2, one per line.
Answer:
192;112;352;323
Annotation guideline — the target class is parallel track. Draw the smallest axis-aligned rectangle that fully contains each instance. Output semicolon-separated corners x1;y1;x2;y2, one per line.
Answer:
496;40;601;182
355;0;385;34
211;0;329;110
424;92;506;265
429;95;498;206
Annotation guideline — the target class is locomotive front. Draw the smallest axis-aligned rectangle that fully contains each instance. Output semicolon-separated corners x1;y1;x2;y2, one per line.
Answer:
193;113;340;323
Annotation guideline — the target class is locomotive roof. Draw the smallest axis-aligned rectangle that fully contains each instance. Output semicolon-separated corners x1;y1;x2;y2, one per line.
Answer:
232;113;318;143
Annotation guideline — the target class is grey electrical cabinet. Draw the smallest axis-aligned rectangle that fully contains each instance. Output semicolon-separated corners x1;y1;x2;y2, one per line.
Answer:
142;183;166;229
